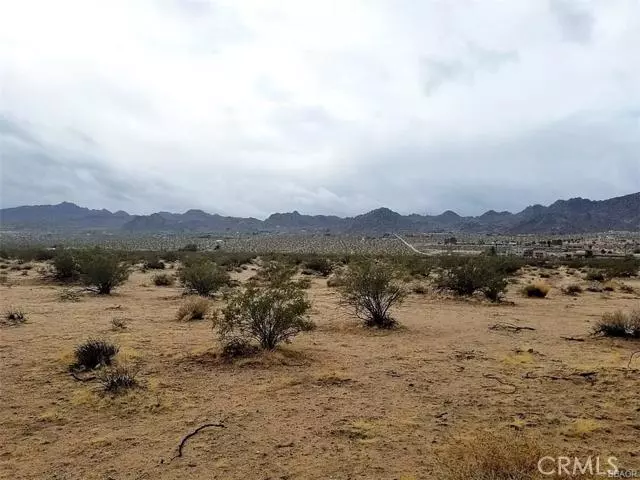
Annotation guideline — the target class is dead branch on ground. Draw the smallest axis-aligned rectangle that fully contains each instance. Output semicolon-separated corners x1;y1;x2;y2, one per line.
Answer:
172;422;226;460
489;322;536;333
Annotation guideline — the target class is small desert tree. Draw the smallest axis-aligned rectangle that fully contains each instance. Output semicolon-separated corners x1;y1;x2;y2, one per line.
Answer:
77;249;129;294
339;259;406;328
216;276;312;351
179;261;230;296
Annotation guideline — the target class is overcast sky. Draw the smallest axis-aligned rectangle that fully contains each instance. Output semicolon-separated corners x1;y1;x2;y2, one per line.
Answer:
1;0;639;218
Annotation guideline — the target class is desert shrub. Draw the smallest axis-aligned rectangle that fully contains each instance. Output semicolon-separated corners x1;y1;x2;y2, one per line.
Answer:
302;257;333;276
254;261;298;286
602;281;616;292
216;277;312;350
436;432;542;480
436;257;508;302
339;259;406;328
53;249;79;281
111;317;128;330
97;364;138;393
412;283;428;294
601;256;639;278
562;284;582;296
585;270;605;282
58;288;81;302
4;247;55;262
176;297;211;321
586;282;603;293
3;307;26;325
327;273;346;288
522;282;550;298
593;310;640;339
180;243;199;252
619;283;635;294
212;252;256;269
77;249;129;294
143;259;165;270
220;338;259;359
162;251;179;263
152;272;175;286
72;339;119;370
179;261;230;296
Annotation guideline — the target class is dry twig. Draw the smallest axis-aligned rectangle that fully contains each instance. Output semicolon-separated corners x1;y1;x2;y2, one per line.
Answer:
489;323;536;333
173;422;226;460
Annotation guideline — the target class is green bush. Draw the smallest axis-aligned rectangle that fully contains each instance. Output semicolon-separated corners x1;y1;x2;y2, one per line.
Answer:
152;272;175;286
180;243;199;252
216;277;312;350
179;261;230;296
77;249;129;294
53;249;78;281
339;259;406;328
301;257;333;276
143;259;165;270
436;257;508;302
254;261;299;287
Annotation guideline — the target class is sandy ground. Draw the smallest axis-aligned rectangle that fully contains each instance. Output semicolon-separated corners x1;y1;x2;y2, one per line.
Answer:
1;263;639;479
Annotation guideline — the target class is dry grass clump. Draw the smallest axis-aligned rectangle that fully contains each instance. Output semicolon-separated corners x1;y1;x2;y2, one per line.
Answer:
522;282;550;298
3;307;26;326
111;317;128;330
152;272;175;286
435;432;544;480
97;363;139;393
72;339;119;371
593;309;640;339
59;288;82;302
561;284;582;296
176;297;211;321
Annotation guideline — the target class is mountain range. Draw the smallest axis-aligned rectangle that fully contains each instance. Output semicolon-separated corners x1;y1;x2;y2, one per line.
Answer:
1;192;639;234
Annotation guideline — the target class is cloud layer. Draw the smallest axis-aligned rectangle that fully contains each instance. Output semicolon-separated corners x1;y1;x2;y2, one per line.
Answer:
1;0;639;217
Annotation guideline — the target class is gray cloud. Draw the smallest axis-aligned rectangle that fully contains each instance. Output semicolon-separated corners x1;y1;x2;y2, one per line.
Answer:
422;44;519;94
550;0;595;44
0;1;639;218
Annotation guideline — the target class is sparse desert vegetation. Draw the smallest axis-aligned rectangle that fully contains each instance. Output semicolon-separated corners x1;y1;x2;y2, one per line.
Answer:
0;241;639;478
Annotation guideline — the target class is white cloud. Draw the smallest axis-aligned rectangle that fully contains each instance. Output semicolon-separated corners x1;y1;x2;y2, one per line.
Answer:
1;0;639;217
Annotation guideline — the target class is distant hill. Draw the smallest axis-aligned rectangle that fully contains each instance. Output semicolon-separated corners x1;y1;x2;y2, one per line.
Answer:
1;192;639;234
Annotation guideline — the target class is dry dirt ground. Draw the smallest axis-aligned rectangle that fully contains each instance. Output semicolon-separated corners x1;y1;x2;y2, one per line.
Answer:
1;263;639;479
